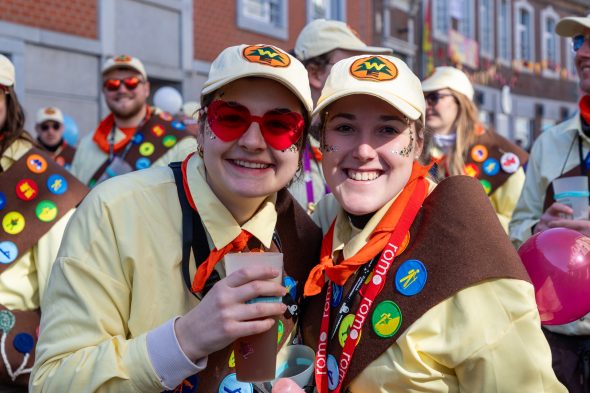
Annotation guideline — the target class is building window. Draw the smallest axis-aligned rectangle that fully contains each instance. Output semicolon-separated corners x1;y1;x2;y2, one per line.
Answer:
541;7;560;77
479;0;494;57
433;0;450;39
306;0;345;22
458;0;475;38
497;0;511;63
565;37;578;80
514;1;534;65
237;0;288;40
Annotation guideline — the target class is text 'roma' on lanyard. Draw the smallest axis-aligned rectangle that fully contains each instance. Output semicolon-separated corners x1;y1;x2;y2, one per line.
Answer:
314;178;427;393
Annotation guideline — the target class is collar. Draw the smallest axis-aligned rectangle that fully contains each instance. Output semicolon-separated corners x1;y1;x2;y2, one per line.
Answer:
183;153;277;250
432;132;457;153
37;137;64;153
92;105;151;153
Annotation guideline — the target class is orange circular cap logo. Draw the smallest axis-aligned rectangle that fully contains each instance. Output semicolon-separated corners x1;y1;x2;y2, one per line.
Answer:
470;145;488;163
26;154;48;174
350;56;398;82
114;55;132;63
45;108;56;115
242;45;291;68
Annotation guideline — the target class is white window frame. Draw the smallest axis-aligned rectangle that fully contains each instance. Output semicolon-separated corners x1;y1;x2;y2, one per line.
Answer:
433;0;450;42
496;0;512;65
479;0;494;58
565;37;578;81
458;0;475;39
236;0;288;40
541;6;560;79
306;0;346;23
514;0;535;72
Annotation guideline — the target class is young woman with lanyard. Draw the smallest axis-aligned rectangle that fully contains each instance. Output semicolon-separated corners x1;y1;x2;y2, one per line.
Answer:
0;56;86;391
422;67;528;233
30;45;322;393
273;55;565;392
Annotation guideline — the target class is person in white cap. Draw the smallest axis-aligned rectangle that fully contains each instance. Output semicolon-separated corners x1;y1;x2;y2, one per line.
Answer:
70;54;197;187
510;14;590;393
422;66;528;233
287;19;393;215
34;106;76;168
273;55;565;392
30;44;322;393
0;56;87;391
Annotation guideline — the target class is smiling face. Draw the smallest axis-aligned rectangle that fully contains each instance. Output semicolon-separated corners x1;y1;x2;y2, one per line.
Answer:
321;94;423;215
102;69;150;119
199;78;303;210
576;28;590;94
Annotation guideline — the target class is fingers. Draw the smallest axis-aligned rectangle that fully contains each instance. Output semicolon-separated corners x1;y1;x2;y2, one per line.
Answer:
232;302;287;322
225;266;281;288
546;202;573;216
272;378;305;393
232;280;286;303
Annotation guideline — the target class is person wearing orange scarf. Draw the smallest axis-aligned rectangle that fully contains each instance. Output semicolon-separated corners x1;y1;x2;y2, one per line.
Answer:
274;55;564;392
30;45;323;393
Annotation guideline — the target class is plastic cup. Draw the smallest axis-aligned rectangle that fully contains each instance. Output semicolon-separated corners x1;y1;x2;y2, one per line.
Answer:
553;176;589;220
272;345;315;388
224;252;283;382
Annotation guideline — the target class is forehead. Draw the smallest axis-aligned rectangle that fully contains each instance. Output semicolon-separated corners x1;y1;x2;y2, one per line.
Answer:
102;68;142;80
213;77;302;110
327;94;405;118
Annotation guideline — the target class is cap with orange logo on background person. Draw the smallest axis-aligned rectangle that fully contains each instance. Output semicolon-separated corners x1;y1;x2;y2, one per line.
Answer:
35;106;65;150
101;54;147;80
289;54;566;393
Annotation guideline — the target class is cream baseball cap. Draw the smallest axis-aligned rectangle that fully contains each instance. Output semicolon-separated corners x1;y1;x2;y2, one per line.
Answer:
314;54;425;122
556;15;590;37
102;55;147;79
36;107;64;125
294;19;392;61
421;66;474;101
0;54;15;87
201;44;313;113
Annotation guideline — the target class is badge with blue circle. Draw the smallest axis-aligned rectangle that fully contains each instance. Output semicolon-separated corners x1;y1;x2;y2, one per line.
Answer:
327;354;339;390
0;192;5;211
135;157;151;170
13;333;34;354
0;241;18;264
283;276;296;300
47;174;68;195
331;282;343;307
218;373;253;393
131;133;144;145
395;259;427;296
482;158;500;176
171;120;186;130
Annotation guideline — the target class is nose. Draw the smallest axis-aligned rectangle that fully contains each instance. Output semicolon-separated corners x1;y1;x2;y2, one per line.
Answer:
352;137;378;162
238;120;267;151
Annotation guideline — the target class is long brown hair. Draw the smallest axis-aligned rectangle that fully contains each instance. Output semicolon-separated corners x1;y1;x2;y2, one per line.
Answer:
445;91;480;176
0;86;32;156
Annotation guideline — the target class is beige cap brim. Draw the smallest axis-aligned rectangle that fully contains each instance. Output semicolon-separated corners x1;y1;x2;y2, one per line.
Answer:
556;16;590;37
313;89;421;121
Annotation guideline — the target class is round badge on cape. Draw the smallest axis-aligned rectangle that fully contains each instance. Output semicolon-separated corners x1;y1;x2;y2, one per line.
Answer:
371;300;402;338
0;310;15;333
327;354;339;390
2;211;25;235
470;145;488;163
338;314;361;347
26;154;48;174
47;174;68;195
0;241;18;264
163;135;177;148
283;276;297;301
395;259;427;296
331;283;343;307
500;152;520;173
277;320;284;344
228;350;235;368
13;333;34;354
172;120;186;130
218;373;253;393
139;142;155;157
151;124;165;137
463;163;480;178
482;158;500;176
480;179;492;195
36;200;58;222
0;192;6;211
135;157;151;170
131;133;144;145
16;179;39;201
160;112;173;121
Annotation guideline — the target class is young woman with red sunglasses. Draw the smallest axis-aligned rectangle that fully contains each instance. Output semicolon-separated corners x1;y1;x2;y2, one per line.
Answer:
422;67;528;233
30;45;322;393
0;56;87;391
274;55;564;392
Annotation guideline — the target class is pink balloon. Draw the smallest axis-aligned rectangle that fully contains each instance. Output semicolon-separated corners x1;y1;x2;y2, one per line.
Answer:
518;228;590;325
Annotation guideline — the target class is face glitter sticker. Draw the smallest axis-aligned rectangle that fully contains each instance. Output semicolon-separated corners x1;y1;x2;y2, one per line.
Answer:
26;154;48;174
391;129;414;157
371;300;402;338
2;212;25;235
470;145;488;163
482;158;500;176
0;241;18;264
395;259;427;296
139;142;155;157
36;200;58;222
47;174;68;195
16;179;38;201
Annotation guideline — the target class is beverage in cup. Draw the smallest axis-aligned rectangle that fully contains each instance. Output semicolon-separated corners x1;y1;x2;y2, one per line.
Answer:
553;176;590;220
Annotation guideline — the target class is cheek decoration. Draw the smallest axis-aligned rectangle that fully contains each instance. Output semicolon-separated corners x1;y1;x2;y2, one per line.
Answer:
320;111;339;153
281;144;299;153
391;129;414;158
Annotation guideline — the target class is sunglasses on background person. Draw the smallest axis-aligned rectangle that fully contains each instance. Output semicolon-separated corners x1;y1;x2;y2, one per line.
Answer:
103;76;144;92
39;122;61;132
425;92;455;106
206;100;305;151
573;35;590;52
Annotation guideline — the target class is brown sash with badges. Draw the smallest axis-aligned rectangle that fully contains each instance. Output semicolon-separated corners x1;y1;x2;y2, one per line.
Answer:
168;189;322;393
52;142;76;168
301;176;531;389
543;165;590;212
0;148;88;265
89;112;192;186
463;130;528;196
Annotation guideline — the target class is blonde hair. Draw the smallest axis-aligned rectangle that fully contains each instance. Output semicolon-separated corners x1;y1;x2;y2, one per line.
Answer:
446;92;480;176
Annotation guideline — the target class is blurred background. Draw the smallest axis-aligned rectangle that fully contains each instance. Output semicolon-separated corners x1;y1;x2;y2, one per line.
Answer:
0;0;588;149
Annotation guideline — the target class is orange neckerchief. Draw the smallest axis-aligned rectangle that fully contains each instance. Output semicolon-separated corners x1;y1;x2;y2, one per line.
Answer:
303;161;431;297
180;153;255;293
92;106;150;154
580;95;590;124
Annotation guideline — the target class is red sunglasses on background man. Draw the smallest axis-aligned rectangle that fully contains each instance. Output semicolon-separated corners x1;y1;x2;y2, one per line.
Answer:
103;76;144;92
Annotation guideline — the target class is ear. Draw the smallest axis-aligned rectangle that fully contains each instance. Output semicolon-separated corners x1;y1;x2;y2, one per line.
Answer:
306;64;325;91
414;124;425;158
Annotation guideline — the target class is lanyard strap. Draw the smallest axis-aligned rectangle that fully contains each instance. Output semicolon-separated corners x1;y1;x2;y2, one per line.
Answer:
315;178;426;393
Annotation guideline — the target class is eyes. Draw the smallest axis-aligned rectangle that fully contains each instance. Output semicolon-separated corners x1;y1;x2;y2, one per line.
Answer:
329;122;406;137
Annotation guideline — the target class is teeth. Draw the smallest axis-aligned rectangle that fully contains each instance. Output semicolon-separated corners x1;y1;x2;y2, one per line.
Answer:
347;169;379;181
234;160;270;169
